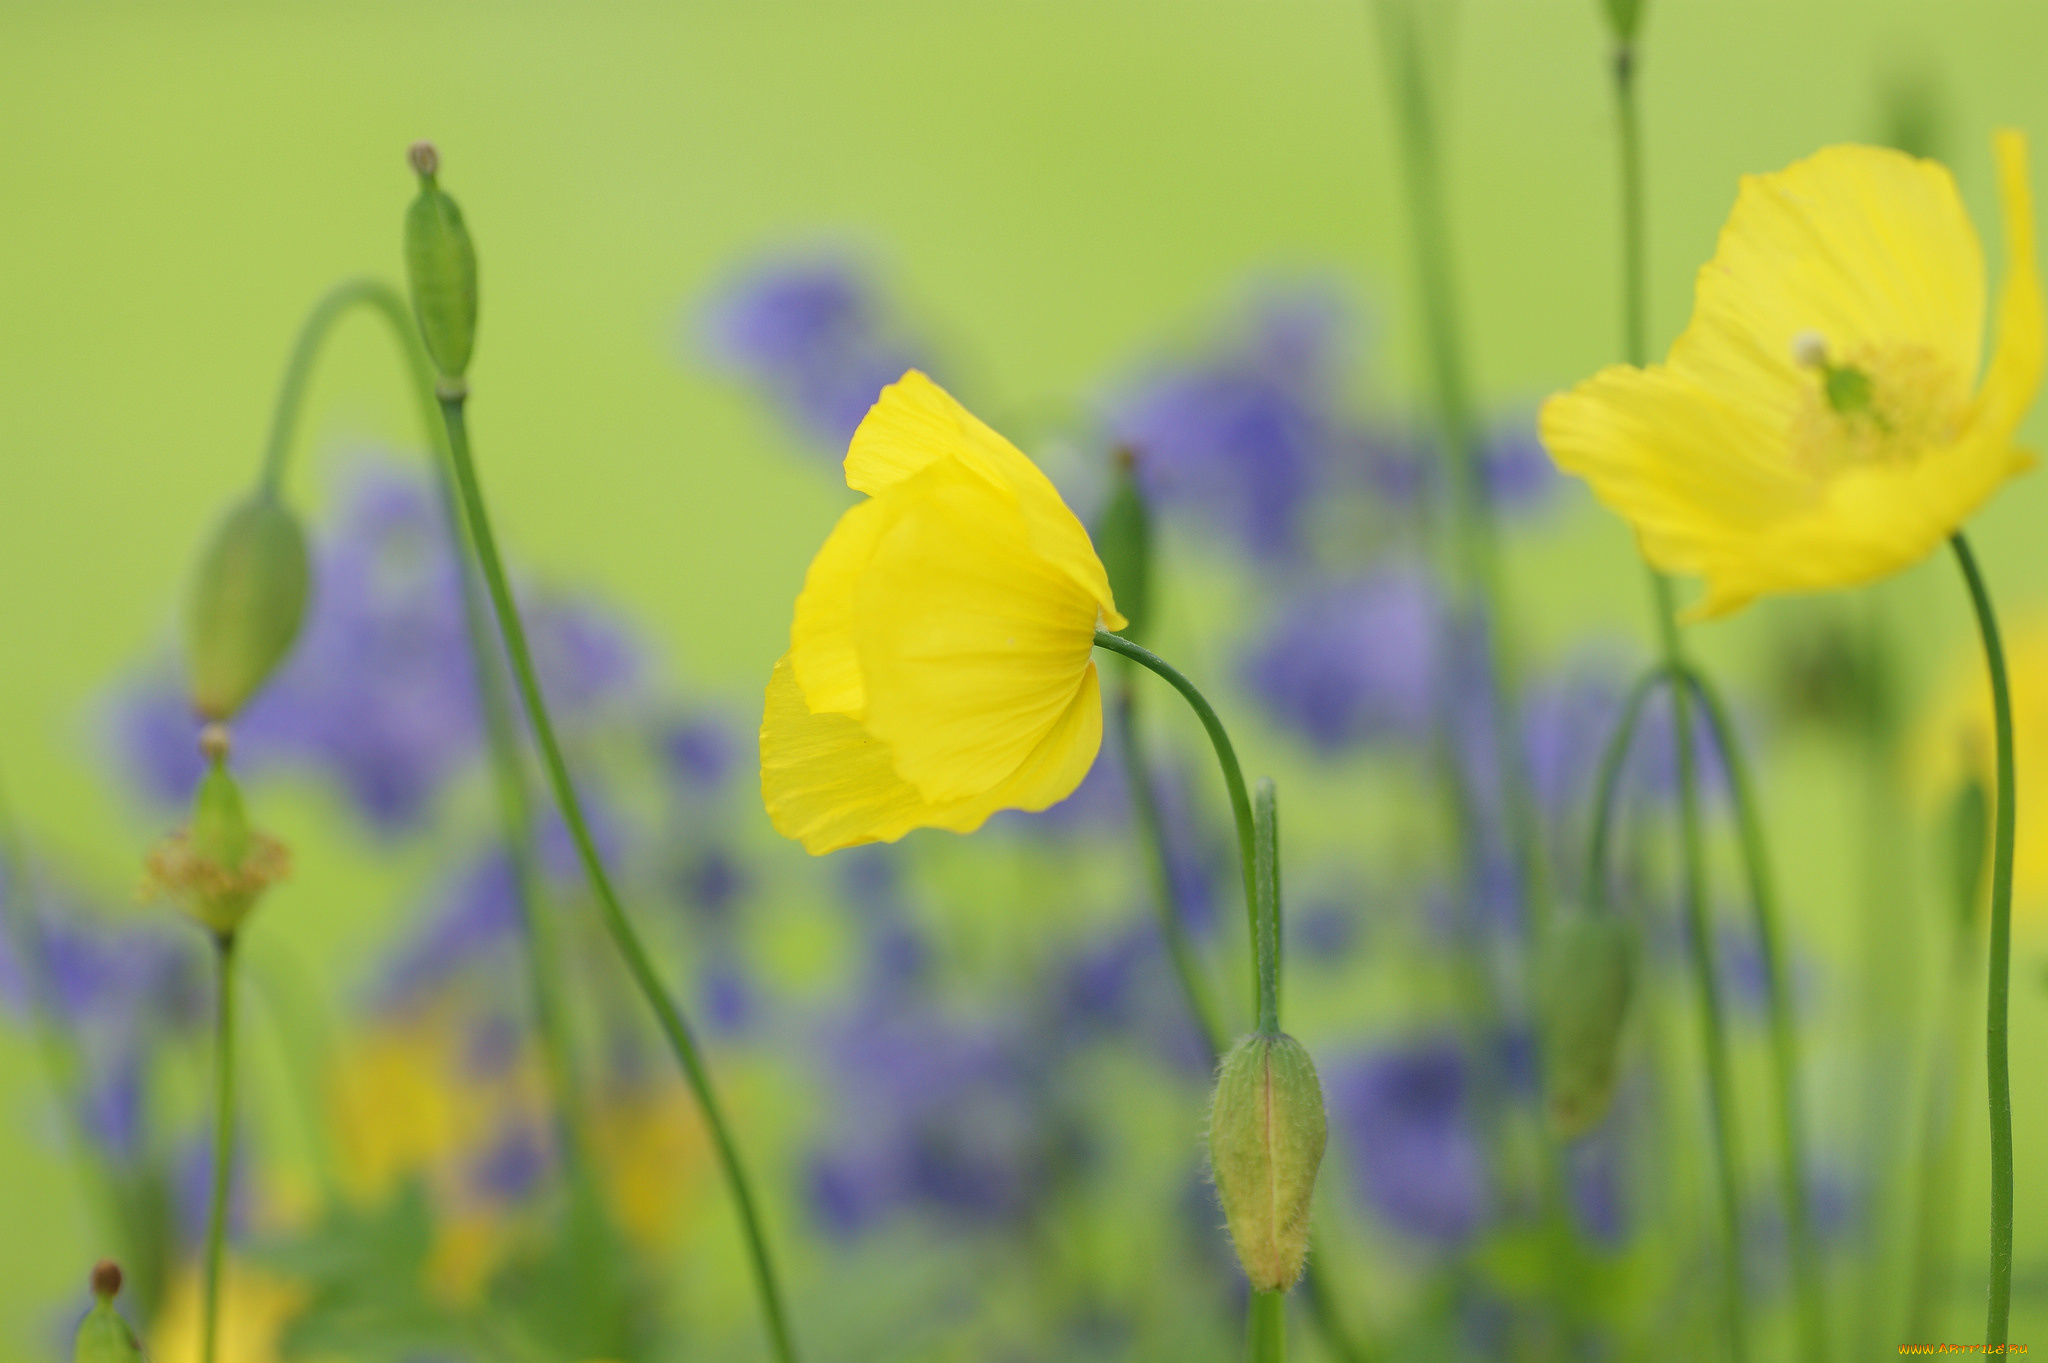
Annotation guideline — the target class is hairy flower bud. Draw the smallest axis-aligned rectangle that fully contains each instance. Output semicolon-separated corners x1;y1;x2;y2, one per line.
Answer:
74;1261;145;1363
1537;911;1635;1137
403;141;478;381
186;495;310;722
1208;1032;1327;1292
143;758;289;936
1091;448;1152;643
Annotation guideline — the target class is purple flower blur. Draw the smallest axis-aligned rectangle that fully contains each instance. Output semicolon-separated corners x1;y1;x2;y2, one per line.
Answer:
1241;566;1446;752
700;254;927;451
1330;1038;1489;1247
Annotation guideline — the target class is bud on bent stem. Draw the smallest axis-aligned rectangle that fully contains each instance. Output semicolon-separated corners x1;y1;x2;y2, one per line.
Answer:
1209;1032;1328;1293
185;494;310;722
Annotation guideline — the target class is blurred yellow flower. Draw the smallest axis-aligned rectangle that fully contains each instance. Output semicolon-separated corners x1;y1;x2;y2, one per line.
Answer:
1916;614;2048;915
761;371;1125;853
1542;131;2043;619
150;1263;319;1363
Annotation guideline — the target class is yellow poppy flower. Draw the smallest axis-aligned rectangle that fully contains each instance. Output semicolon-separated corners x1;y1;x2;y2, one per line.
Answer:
1542;131;2043;619
761;371;1125;854
1916;613;2048;915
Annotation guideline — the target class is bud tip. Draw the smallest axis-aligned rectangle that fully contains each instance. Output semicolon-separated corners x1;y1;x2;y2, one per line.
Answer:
198;723;231;766
408;140;440;179
90;1261;121;1300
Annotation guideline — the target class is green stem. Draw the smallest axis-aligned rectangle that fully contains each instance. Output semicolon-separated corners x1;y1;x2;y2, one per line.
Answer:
1372;0;1552;939
200;931;239;1363
1610;42;1753;1360
1253;779;1281;1036
436;393;797;1363
1685;668;1828;1360
1950;531;2015;1347
1113;675;1368;1363
256;278;588;1174
1249;1289;1286;1363
1582;665;1670;912
1113;675;1227;1055
1093;630;1259;1024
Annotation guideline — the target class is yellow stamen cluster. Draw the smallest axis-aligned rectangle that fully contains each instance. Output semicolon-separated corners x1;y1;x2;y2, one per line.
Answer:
141;828;291;936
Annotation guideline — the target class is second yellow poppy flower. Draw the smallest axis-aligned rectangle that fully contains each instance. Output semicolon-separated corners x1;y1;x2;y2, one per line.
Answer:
761;371;1125;854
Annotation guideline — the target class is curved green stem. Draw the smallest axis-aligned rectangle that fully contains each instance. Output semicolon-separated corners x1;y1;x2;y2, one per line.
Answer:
256;278;587;1173
200;931;239;1363
1094;630;1261;1025
1609;40;1751;1360
1685;667;1828;1361
1583;665;1670;913
436;394;797;1363
1951;532;2015;1346
1249;1290;1286;1363
1113;676;1227;1055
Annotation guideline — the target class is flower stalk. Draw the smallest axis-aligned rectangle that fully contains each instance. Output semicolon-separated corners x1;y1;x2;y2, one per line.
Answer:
199;929;238;1363
1950;531;2017;1347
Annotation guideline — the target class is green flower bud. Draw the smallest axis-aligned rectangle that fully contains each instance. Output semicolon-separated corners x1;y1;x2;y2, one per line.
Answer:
1091;448;1152;643
74;1262;145;1363
143;743;289;936
1208;1032;1327;1292
186;495;310;722
1537;910;1635;1137
403;140;478;381
1602;0;1645;43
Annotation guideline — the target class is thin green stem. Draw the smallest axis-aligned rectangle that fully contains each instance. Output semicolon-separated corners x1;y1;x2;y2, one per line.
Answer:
436;394;797;1363
1113;675;1227;1055
257;278;588;1175
1371;0;1552;939
1249;1289;1286;1363
1685;667;1827;1361
1093;630;1259;1023
1253;780;1281;1036
1583;665;1670;913
1950;531;2015;1347
200;931;239;1363
1610;41;1753;1361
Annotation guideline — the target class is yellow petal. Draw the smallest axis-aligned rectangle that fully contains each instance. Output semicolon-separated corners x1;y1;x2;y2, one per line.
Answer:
853;457;1104;803
788;496;889;717
1970;129;2045;442
761;655;933;854
759;654;1102;854
1671;144;1985;426
844;371;1126;630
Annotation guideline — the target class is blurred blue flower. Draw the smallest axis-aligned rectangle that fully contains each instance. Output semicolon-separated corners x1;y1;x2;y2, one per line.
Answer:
1363;422;1562;516
659;714;737;794
1241;566;1446;752
804;1000;1060;1236
112;465;642;835
1330;1038;1489;1246
701;254;926;450
470;1122;552;1204
1109;290;1381;559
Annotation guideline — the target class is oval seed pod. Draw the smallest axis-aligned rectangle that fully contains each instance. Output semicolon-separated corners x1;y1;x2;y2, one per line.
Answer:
186;494;311;722
1208;1032;1327;1292
403;142;478;380
74;1262;145;1363
1537;910;1636;1137
1091;448;1152;643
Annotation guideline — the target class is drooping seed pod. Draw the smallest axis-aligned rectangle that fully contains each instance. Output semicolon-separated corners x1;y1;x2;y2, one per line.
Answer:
1091;448;1152;643
403;140;478;381
73;1261;145;1363
143;747;290;936
1537;909;1636;1137
185;494;310;721
1208;1032;1327;1292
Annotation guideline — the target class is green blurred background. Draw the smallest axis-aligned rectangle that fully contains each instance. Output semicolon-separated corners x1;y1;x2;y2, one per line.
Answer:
5;0;2048;1352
